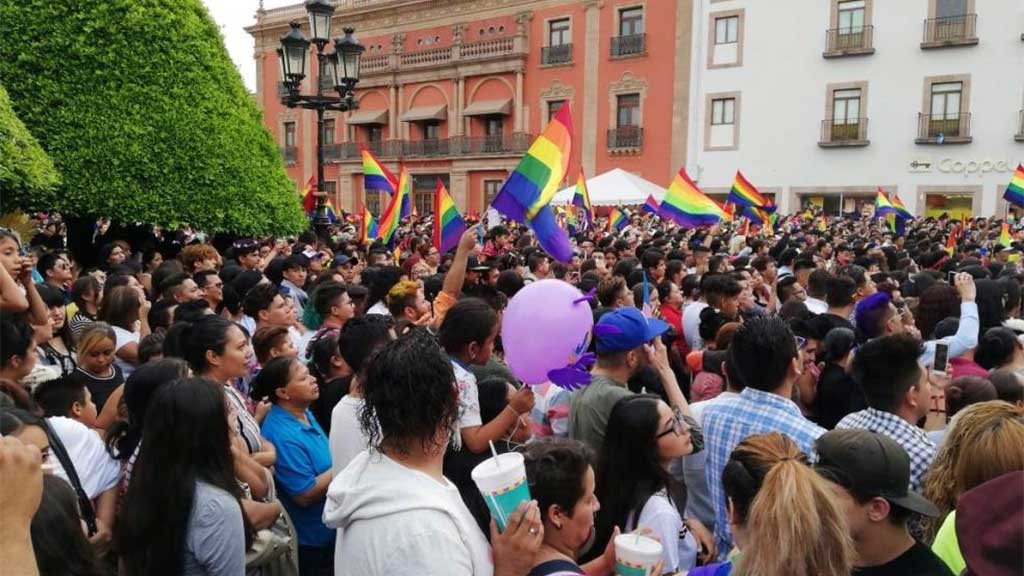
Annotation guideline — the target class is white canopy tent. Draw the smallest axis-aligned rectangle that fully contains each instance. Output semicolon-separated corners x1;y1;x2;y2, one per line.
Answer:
551;168;665;207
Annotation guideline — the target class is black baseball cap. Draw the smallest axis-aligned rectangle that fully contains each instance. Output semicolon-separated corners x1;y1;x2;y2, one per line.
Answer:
814;429;939;517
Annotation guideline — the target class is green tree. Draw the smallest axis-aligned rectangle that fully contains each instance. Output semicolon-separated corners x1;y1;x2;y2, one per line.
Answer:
0;0;306;235
0;83;60;205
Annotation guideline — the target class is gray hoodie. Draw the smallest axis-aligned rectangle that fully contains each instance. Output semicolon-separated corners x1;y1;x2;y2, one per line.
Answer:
323;450;494;576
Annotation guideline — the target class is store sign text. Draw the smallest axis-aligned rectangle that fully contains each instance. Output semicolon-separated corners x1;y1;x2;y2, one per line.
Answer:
937;158;1019;178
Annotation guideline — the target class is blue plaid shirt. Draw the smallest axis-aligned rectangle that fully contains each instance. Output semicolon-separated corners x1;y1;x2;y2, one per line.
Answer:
836;408;936;492
703;387;825;558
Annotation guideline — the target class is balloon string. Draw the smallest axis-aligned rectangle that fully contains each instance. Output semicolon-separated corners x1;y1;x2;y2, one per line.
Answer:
573;288;596;305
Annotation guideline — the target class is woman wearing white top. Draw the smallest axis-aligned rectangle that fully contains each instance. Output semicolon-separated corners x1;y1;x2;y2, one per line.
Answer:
98;285;150;378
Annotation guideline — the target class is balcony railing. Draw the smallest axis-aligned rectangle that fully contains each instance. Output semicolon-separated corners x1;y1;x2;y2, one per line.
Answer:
322;134;534;162
281;146;297;164
819;119;869;147
400;45;452;67
1016;110;1024;142
824;25;874;56
607;127;643;151
461;36;517;60
922;14;978;47
916;113;972;144
541;44;573;65
611;33;646;57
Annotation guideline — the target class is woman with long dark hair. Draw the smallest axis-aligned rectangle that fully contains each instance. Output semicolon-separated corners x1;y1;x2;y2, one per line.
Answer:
594;394;715;573
98;285;151;377
118;378;252;576
35;283;76;376
31;475;105;576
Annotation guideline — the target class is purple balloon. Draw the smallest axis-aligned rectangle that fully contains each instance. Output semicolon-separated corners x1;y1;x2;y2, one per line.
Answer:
502;279;594;386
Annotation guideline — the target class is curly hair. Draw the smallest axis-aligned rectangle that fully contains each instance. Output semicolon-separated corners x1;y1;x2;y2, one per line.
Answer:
180;244;219;273
359;329;458;455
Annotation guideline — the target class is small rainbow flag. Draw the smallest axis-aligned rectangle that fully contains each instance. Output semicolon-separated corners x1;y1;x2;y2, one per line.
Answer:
565;205;580;236
301;175;317;214
1000;222;1013;248
362;148;399;194
643;194;661;216
376;168;410;245
491;105;574;262
945;225;958;255
433;179;466;254
397;164;413;220
659;168;729;229
324;197;339;224
819;213;828;232
607;208;628;232
572;169;593;224
359;207;378;244
1004;164;1024;207
728;171;775;213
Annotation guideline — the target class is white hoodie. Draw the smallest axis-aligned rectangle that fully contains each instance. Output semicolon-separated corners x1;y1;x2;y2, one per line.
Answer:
323;450;494;576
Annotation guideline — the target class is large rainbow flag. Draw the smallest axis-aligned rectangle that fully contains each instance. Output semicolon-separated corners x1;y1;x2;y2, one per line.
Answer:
359;206;378;244
376;167;410;245
890;192;913;219
643;194;661;216
1004;164;1024;207
727;171;776;213
491;105;574;262
433;179;466;254
1000;222;1013;248
875;189;897;217
397;164;413;220
659;168;729;229
572;169;593;224
607;208;628;232
362;148;399;194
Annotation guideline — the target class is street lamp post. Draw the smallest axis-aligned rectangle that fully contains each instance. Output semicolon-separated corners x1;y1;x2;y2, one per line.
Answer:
278;0;364;240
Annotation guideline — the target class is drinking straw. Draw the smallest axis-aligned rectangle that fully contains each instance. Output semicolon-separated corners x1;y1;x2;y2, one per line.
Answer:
489;440;501;468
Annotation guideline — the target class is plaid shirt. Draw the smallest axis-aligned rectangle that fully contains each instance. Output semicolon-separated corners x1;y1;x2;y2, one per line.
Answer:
836;408;936;492
703;388;825;559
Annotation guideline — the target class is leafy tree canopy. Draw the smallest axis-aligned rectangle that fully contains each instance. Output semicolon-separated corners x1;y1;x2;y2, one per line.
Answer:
0;83;60;204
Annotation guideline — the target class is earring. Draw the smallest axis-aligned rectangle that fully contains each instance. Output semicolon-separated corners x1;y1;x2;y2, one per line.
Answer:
554;522;563;530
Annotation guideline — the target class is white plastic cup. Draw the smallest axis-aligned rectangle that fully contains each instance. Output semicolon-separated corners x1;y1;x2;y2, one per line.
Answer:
614;533;663;576
470;451;531;532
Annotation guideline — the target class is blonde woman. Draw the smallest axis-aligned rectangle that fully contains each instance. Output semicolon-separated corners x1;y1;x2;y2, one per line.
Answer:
689;432;855;576
923;401;1024;573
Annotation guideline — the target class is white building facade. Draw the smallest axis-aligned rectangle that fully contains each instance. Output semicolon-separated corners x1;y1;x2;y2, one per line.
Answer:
685;0;1024;219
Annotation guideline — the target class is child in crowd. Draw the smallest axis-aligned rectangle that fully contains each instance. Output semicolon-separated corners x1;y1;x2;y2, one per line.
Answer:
32;377;99;429
65;322;124;416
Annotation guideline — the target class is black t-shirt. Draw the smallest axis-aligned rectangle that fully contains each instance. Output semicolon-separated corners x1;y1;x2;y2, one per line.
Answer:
813;363;867;430
311;376;352;436
66;365;124;414
853;541;955;576
527;559;585;576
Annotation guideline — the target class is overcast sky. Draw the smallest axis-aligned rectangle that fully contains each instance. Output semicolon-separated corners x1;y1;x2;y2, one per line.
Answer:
203;0;297;92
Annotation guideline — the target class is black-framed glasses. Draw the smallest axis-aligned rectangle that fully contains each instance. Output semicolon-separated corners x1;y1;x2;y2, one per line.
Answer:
656;413;690;439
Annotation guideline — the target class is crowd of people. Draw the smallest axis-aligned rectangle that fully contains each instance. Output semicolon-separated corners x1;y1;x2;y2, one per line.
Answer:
1;207;1022;576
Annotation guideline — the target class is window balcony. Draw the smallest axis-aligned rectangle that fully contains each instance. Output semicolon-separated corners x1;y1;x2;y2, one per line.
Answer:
541;43;573;66
819;119;870;147
457;133;532;155
921;14;978;48
824;26;874;57
358;36;523;76
323;134;534;162
280;146;297;165
402;138;451;157
611;34;646;58
916;113;972;144
607;127;643;152
1016;110;1024;142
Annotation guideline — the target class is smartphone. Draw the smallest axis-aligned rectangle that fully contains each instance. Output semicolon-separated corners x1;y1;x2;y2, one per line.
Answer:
933;342;949;377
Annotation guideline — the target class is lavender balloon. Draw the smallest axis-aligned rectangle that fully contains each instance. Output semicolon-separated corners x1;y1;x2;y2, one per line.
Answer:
501;279;594;387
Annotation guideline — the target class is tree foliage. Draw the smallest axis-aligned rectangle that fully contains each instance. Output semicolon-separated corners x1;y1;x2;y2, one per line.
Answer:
0;0;307;235
0;83;60;205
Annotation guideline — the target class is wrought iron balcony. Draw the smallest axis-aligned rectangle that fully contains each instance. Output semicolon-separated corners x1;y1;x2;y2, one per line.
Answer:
922;14;978;48
611;34;646;58
916;113;972;144
607;127;643;151
321;134;534;162
541;44;573;65
819;119;869;147
824;25;874;57
402;138;450;157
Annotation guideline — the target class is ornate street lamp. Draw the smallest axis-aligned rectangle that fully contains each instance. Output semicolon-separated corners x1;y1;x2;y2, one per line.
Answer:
278;4;363;239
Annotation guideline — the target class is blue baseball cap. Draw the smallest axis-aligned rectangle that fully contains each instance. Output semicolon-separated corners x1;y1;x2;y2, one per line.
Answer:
594;307;670;354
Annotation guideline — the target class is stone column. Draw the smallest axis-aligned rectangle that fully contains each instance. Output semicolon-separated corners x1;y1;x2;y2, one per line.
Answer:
582;0;603;178
670;0;692;181
389;84;399;139
456;76;466;136
451;170;469;212
514;67;524;133
340;173;354;213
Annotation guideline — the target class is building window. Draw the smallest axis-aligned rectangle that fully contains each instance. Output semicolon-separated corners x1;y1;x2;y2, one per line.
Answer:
616;94;640;128
832;88;861;128
711;98;735;126
837;0;866;33
283;122;296;147
549;18;570;46
422;121;440;140
548;99;566;122
714;16;738;45
923;0;976;46
322;181;337;195
929;81;963;135
366;125;383;142
485;117;504;136
800;194;874;217
937;0;967;18
484;179;503;206
321;119;335;145
619;7;644;36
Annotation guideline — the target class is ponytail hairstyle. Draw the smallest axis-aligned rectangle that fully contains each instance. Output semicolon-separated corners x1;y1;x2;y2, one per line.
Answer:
162;315;236;375
722;432;854;576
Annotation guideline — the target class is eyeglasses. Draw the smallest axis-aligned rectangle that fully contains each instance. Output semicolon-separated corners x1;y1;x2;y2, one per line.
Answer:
656;413;690;439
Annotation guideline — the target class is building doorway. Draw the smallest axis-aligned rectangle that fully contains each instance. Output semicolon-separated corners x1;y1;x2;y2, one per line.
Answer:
924;193;972;219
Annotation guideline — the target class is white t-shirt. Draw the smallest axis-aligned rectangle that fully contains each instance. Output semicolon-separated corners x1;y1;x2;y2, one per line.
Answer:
111;325;140;378
47;416;121;499
625;491;698;574
453;361;482;430
366;301;390;316
330;395;369;476
805;297;828;315
682;301;708;351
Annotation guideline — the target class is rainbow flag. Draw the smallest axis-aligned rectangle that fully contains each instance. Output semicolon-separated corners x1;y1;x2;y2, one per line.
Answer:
607;208;627;232
1004;164;1024;207
659;168;729;229
819;213;828;232
1000;222;1013;248
491;105;574;262
890;192;913;219
746;205;773;227
397;164;413;220
324;197;339;224
643;194;661;216
728;171;775;213
875;189;898;217
433;179;466;254
362;148;398;193
945;225;958;255
572;169;593;224
376;167;410;245
359;206;378;244
301;175;317;214
564;205;580;236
